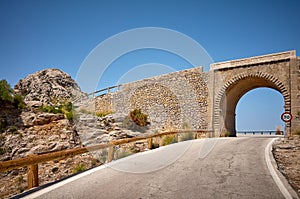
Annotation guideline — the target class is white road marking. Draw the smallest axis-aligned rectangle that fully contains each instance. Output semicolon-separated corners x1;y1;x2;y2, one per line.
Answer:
265;138;293;199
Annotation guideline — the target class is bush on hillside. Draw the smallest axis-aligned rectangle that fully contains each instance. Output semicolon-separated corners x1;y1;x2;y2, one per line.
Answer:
40;102;77;121
0;80;26;109
130;108;148;127
0;80;14;104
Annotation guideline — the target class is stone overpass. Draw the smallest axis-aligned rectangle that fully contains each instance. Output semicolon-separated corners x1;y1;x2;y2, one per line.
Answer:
93;50;300;137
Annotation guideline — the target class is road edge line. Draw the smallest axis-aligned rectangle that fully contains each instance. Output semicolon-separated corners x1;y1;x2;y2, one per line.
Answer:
20;164;109;199
265;138;298;199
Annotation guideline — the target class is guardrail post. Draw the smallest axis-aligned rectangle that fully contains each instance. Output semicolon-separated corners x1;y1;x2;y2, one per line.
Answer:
148;138;152;150
193;132;197;139
27;164;38;189
107;146;114;162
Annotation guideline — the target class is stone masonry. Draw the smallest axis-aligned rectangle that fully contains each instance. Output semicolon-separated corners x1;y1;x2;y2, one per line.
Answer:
93;50;300;137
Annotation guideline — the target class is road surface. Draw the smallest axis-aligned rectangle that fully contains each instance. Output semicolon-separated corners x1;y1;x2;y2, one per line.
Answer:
22;137;297;199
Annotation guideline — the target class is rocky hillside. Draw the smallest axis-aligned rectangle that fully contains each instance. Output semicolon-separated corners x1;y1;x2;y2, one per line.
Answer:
14;68;86;106
0;68;147;198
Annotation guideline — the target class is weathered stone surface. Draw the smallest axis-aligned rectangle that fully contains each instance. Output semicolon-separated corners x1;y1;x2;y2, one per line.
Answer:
94;67;210;132
93;50;300;136
14;68;86;106
33;113;65;125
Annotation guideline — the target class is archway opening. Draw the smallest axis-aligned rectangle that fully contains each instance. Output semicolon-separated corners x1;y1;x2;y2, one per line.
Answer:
218;74;289;137
236;88;285;135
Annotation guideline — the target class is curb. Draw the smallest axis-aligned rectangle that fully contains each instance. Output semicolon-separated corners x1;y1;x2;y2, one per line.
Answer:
265;138;299;199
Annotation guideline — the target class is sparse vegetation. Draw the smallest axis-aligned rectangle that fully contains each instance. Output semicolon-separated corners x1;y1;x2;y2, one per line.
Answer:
16;175;25;193
161;135;177;146
115;149;133;159
225;131;230;137
0;79;14;104
0;79;26;109
78;108;113;118
95;110;113;117
130;108;148;127
39;105;63;114
40;102;78;121
72;163;86;174
12;94;26;109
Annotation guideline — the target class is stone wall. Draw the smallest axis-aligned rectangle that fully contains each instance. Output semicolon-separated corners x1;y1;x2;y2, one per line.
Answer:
95;67;212;132
290;57;300;133
94;50;299;136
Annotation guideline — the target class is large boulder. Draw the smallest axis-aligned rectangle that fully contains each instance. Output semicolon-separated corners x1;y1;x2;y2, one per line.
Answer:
14;68;87;106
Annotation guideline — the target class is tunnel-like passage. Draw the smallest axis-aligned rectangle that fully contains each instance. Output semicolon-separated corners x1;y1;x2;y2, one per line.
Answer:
217;73;290;136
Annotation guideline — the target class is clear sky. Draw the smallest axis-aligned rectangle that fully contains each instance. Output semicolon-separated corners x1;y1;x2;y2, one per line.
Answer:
0;0;299;131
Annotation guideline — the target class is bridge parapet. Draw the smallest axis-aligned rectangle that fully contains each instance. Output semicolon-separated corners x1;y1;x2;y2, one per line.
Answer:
210;50;296;71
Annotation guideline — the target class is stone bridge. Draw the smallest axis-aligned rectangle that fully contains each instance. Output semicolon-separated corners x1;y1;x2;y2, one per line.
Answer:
92;50;300;137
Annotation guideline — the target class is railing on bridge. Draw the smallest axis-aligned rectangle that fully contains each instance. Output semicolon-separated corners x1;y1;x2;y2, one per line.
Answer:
87;85;122;98
0;129;212;190
237;130;284;135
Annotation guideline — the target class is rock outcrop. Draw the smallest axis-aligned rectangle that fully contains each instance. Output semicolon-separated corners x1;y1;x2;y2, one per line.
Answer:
14;68;86;106
0;68;148;198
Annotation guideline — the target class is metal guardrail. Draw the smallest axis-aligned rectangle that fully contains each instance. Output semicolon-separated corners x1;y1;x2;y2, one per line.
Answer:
87;85;122;98
237;131;284;135
0;129;212;189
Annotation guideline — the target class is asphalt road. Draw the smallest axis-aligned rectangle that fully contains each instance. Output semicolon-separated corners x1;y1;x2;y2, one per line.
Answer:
22;137;297;199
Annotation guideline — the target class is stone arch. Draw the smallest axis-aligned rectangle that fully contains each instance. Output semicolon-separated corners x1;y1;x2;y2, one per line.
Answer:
214;72;290;136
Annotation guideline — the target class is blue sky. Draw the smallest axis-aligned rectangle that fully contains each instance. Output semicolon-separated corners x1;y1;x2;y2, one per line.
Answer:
0;0;299;131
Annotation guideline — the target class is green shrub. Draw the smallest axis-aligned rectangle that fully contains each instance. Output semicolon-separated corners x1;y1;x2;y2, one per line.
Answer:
64;102;73;112
0;80;26;109
72;163;86;174
225;131;230;137
65;111;74;121
295;130;300;137
40;105;63;114
0;80;14;104
95;110;113;117
130;109;148;126
162;135;177;146
13;94;26;109
40;102;77;121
